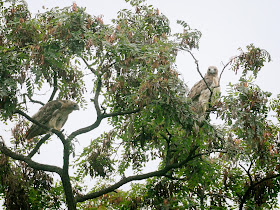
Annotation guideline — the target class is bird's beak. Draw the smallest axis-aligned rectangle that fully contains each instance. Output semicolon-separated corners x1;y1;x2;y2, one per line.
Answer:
209;69;215;74
209;68;217;74
74;105;80;110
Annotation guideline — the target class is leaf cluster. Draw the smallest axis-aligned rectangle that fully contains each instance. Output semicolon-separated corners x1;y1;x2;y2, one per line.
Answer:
231;44;271;78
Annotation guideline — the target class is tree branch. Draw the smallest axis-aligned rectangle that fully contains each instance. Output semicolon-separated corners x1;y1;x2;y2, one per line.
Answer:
219;56;238;86
0;141;62;175
160;129;172;166
102;108;141;118
48;71;58;102
239;161;254;185
27;134;51;158
67;108;141;141
252;173;280;188
239;172;280;209
75;145;199;203
81;57;98;75
23;94;45;106
61;139;76;209
185;49;213;94
164;174;188;181
67;116;103;142
92;76;102;116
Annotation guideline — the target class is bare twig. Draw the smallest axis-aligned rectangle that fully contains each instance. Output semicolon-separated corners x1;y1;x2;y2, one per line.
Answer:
184;48;217;120
219;56;238;86
23;94;44;106
185;49;213;94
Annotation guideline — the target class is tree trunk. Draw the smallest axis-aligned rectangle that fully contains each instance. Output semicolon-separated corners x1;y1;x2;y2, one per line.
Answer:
62;140;76;210
62;176;76;210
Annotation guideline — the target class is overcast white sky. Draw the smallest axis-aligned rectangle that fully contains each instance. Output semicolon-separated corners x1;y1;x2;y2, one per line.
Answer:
1;0;280;192
24;0;280;93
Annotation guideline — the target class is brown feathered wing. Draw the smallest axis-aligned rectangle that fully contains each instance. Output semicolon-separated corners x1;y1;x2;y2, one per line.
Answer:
188;74;219;114
25;100;63;140
188;77;215;101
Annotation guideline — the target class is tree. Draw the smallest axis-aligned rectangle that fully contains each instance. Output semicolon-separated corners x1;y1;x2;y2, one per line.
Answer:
0;0;279;209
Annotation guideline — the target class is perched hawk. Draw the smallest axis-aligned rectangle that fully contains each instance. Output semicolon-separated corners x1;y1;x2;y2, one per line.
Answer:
25;100;79;140
188;66;220;115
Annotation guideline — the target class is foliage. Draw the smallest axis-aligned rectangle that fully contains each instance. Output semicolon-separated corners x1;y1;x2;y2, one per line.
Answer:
0;0;279;209
231;44;271;79
0;154;63;209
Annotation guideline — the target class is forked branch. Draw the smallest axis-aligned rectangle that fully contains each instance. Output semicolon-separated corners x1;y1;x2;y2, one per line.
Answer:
239;172;280;210
81;57;98;75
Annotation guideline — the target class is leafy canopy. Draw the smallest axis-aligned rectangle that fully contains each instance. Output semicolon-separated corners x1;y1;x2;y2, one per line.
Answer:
0;0;279;209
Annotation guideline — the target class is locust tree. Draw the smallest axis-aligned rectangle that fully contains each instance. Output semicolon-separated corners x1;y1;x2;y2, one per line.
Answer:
0;0;279;209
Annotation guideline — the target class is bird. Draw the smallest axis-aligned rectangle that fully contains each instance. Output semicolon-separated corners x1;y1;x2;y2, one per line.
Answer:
188;66;220;115
25;100;79;140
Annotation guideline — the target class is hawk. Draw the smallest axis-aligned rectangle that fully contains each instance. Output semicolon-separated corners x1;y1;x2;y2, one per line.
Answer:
25;100;79;140
188;66;220;115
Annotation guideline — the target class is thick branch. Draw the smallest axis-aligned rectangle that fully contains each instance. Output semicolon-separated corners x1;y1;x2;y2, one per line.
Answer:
76;145;199;202
93;76;102;116
61;140;76;209
28;133;51;158
67;108;141;141
239;173;280;210
15;110;49;131
0;141;62;175
76;169;169;202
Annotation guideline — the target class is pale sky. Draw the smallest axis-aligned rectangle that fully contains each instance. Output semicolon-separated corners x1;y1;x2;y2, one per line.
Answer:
1;0;280;193
24;0;280;93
